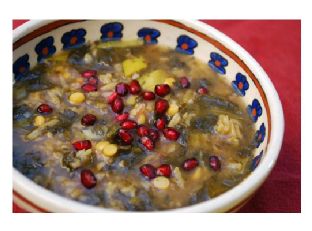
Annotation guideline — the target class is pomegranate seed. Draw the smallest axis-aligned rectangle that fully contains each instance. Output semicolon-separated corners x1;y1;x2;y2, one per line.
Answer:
155;84;171;97
120;119;137;130
154;116;167;130
197;87;208;95
81;84;97;92
137;125;149;137
115;82;129;96
129;80;141;95
115;112;129;122
80;169;97;189
182;158;199;171
140;136;155;151
72;140;92;151
87;76;98;85
155;99;169;114
37;104;53;114
107;92;118;104
179;77;190;88
209;156;221;171
111;97;124;114
81;114;97;126
140;164;156;180
142;91;155;100
118;129;133;145
163;127;180;141
156;164;172;177
81;70;97;78
148;129;160;141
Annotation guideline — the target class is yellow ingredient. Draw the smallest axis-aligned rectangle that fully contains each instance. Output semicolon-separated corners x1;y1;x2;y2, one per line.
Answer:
138;70;171;91
153;176;170;190
69;92;85;105
126;95;137;106
123;57;147;77
137;114;146;124
33;116;45;127
167;103;179;116
96;141;110;152
103;143;118;157
164;78;176;87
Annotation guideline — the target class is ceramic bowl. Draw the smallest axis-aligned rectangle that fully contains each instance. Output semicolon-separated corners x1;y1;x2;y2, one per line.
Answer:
13;20;284;212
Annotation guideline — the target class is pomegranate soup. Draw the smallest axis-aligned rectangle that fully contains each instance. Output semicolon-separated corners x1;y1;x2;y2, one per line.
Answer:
13;40;257;211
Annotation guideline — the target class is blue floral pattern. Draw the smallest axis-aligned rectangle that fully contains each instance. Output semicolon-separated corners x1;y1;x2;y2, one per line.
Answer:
61;29;86;50
232;73;249;96
35;36;56;62
251;151;263;171
254;123;266;148
101;22;123;41
138;28;160;44
247;99;263;122
176;35;198;55
13;54;30;81
208;52;228;75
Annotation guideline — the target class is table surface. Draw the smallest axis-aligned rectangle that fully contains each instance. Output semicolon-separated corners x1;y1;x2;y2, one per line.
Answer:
13;20;301;213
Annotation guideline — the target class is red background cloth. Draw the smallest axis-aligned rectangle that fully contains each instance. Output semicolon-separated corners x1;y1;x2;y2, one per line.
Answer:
13;20;301;213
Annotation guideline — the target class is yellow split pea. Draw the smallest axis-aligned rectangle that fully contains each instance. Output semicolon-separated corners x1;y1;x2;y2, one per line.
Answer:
69;92;85;105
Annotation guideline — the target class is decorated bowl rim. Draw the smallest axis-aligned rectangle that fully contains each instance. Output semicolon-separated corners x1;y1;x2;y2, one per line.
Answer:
13;19;284;212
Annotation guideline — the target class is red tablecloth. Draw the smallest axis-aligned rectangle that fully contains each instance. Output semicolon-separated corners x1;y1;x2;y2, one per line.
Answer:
13;20;301;213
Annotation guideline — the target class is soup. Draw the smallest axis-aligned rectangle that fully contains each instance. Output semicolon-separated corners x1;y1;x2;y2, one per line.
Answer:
13;40;257;211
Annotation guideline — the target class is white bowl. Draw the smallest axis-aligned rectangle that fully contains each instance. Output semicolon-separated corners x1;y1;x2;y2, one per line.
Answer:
13;20;284;212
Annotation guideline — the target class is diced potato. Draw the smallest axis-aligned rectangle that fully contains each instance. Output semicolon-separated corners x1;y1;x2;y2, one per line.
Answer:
33;116;45;127
123;57;147;77
164;78;176;87
138;70;171;91
153;176;170;190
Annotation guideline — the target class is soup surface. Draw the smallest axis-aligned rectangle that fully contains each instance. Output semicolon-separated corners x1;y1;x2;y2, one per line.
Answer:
13;40;257;211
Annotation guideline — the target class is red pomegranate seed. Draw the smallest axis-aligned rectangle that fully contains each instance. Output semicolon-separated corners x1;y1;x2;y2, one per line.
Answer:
37;104;53;114
154;116;167;130
209;156;221;171
118;129;133;145
156;164;172;177
155;84;171;97
140;164;156;180
111;97;124;114
115;112;129;122
81;70;97;78
155;99;169;114
120;119;137;130
197;87;208;95
87;76;98;85
137;125;149;137
148;129;160;141
81;84;97;92
129;80;141;95
80;169;97;189
81;114;97;126
140;136;155;151
108;92;118;104
182;158;199;171
163;127;180;141
179;77;191;88
115;82;129;96
72;140;92;151
142;91;156;100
